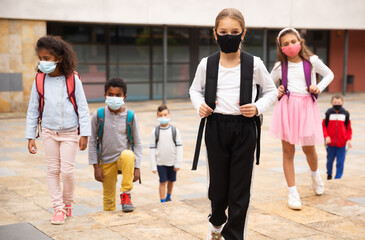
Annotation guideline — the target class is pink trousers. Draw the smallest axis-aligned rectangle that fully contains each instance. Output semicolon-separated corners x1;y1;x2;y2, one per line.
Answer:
42;128;78;210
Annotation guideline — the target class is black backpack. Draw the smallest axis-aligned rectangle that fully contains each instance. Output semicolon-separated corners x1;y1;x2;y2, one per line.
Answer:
192;51;262;170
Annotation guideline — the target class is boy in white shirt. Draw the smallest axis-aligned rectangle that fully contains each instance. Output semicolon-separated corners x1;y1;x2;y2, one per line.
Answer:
150;105;183;202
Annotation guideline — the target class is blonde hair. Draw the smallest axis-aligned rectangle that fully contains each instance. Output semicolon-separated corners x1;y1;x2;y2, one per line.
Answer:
215;8;245;31
275;28;314;68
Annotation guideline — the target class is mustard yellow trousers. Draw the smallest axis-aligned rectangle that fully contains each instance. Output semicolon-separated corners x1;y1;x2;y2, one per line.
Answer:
101;150;135;211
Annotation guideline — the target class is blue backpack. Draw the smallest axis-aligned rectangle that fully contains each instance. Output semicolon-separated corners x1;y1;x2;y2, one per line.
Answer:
96;107;135;165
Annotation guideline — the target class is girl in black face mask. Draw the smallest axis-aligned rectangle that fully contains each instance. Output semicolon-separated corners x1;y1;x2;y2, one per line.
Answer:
189;8;278;240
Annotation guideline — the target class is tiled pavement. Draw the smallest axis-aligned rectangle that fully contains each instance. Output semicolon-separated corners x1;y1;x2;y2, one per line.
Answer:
0;93;364;240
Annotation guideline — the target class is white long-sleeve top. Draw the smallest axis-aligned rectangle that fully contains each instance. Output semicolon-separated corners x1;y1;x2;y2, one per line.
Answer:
25;74;91;139
270;55;334;94
149;125;183;172
189;56;278;115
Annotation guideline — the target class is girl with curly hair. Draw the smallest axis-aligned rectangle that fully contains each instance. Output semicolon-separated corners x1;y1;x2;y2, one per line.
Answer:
25;35;91;224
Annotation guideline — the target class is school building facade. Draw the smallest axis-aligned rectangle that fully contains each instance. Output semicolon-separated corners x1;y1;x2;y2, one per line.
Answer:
0;0;364;112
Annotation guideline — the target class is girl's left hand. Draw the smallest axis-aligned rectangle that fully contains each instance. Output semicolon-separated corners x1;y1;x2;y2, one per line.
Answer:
79;136;88;150
238;103;258;118
174;167;180;172
307;85;320;94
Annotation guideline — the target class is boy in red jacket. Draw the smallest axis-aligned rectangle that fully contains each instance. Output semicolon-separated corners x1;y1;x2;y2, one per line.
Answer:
322;95;352;180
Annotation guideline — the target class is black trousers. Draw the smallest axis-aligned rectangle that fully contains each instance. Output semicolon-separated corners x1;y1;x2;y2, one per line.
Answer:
205;113;256;240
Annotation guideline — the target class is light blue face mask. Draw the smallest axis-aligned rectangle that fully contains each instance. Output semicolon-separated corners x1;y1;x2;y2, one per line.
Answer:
158;117;170;125
105;96;125;110
38;61;57;74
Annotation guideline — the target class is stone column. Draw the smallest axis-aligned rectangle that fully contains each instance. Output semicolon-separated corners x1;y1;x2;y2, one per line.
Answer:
0;19;46;113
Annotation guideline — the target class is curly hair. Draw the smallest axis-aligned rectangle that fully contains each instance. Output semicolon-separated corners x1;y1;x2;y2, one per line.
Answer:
104;78;127;95
36;35;77;77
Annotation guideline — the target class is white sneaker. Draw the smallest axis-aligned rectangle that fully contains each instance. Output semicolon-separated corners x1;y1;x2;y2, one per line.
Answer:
311;173;324;195
206;222;223;240
288;192;302;210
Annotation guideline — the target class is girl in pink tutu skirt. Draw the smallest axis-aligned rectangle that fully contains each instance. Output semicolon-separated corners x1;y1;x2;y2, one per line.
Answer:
270;28;334;210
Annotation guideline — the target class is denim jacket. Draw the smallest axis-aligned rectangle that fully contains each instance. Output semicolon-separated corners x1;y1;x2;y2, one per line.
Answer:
25;74;91;139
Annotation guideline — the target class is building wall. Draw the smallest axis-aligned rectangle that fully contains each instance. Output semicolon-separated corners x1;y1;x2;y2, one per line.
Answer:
0;19;46;112
328;30;365;93
1;0;365;29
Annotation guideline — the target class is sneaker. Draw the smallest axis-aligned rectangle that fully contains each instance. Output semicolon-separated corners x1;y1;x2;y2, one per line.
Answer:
51;209;67;225
288;192;302;210
206;222;223;240
327;174;332;180
165;197;171;202
312;173;324;195
65;204;72;217
120;193;134;212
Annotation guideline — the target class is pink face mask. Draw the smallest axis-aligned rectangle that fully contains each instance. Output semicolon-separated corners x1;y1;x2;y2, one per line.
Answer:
282;43;301;57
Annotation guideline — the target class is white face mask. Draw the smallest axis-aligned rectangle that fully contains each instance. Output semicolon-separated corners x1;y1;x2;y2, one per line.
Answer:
38;61;57;74
158;117;170;125
105;96;125;110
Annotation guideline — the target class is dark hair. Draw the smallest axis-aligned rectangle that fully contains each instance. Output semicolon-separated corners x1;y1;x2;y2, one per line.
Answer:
157;104;169;113
104;77;127;95
331;94;344;102
36;35;77;77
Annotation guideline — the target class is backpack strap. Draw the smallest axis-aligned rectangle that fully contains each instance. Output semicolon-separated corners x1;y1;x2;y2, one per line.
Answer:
171;125;177;146
302;59;317;102
345;110;350;129
240;51;254;105
66;71;81;117
35;73;46;121
35;73;46;138
279;61;289;100
126;109;134;151
96;107;105;164
192;52;219;170
205;51;220;109
240;52;262;165
154;126;160;147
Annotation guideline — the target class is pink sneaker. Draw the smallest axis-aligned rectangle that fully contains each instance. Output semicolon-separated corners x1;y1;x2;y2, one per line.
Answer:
51;209;66;225
65;204;72;217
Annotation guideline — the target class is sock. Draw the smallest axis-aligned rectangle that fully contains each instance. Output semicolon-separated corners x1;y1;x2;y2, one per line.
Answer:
160;198;166;203
288;186;298;194
123;191;131;194
166;193;171;200
310;169;318;177
210;223;223;233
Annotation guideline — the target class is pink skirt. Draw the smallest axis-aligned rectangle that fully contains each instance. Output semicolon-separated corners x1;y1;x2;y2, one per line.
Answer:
270;93;324;146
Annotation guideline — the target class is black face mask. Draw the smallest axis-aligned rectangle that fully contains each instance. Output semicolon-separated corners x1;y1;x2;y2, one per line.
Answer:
333;105;342;111
216;31;243;53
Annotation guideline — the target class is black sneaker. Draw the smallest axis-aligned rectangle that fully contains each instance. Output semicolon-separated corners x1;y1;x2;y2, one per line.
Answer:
327;174;332;180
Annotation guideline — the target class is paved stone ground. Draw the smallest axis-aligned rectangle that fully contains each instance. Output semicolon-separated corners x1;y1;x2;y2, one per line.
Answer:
0;93;364;240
